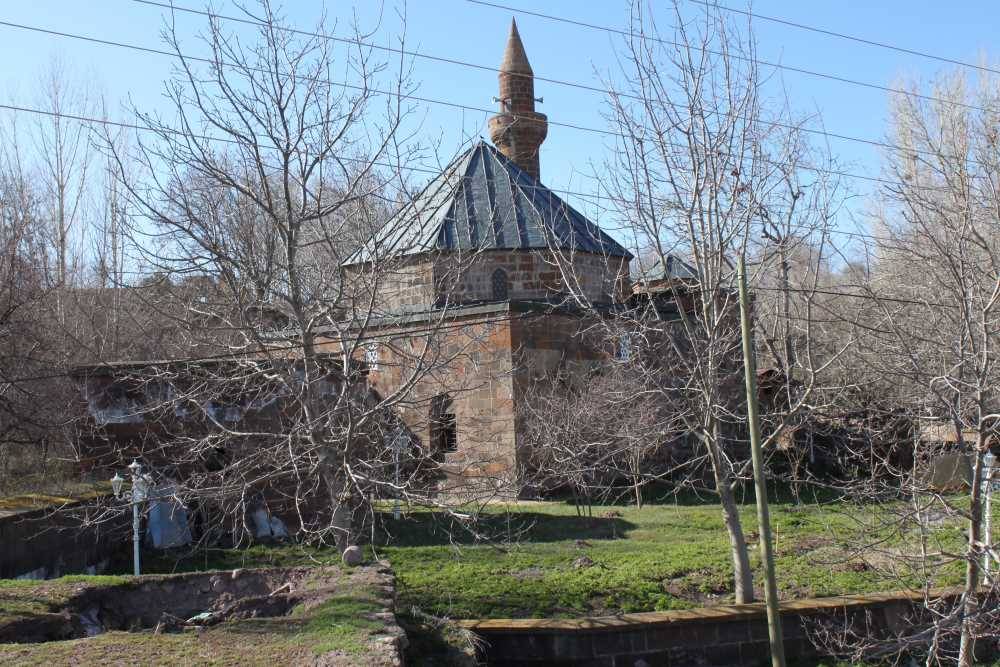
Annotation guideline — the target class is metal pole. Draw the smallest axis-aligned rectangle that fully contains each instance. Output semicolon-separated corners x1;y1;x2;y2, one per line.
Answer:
393;447;401;520
984;454;994;584
132;488;141;576
737;254;786;667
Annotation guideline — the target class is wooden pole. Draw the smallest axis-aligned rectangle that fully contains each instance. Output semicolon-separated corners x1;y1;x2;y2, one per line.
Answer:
737;254;786;667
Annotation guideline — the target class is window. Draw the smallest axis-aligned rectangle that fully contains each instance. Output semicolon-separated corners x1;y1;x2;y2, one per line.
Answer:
616;334;633;362
436;413;458;452
365;343;379;372
431;394;457;453
491;268;509;301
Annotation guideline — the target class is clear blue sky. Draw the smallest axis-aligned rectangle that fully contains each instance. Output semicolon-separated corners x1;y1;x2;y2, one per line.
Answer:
2;1;998;240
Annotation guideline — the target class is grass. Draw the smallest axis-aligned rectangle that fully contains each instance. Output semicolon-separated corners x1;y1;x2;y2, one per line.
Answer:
123;496;976;620
302;594;384;655
0;575;128;621
375;498;970;618
0;482;111;516
1;495;988;665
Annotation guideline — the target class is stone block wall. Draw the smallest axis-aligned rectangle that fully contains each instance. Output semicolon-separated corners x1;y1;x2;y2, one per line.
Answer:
348;250;630;314
437;250;630;306
458;588;970;666
0;495;126;579
345;255;436;315
321;305;519;486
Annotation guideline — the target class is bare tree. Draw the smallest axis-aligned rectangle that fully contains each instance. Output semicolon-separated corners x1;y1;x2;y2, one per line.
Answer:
813;69;1000;665
0;109;66;489
32;56;94;290
93;1;504;553
530;0;849;604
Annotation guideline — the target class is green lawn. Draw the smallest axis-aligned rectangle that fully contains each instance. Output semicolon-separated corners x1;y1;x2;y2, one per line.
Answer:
135;497;975;620
377;499;969;618
2;496;985;666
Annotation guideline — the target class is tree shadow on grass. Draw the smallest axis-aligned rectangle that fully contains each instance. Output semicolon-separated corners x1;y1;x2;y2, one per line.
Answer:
374;511;636;548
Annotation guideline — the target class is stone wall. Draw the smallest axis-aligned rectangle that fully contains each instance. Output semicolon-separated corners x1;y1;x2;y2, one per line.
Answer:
348;249;630;314
438;250;630;306
0;494;126;579
349;259;438;313
320;302;622;488
458;588;971;666
320;304;519;486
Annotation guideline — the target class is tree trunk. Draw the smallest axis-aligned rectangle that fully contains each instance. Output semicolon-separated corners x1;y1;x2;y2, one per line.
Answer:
705;423;754;603
958;433;985;667
717;468;754;603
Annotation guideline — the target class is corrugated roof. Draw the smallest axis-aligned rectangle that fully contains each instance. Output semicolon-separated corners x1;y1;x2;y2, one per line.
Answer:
346;141;631;264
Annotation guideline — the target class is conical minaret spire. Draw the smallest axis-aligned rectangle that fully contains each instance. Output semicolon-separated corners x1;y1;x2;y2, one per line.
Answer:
489;18;547;181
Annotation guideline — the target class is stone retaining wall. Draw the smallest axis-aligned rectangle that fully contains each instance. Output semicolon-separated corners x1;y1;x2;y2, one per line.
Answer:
459;588;966;666
0;493;125;579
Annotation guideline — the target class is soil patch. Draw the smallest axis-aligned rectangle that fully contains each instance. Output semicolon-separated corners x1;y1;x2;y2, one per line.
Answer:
0;564;406;666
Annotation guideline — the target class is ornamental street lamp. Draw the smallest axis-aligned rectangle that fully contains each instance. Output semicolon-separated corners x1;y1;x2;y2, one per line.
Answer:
389;430;409;520
111;459;151;576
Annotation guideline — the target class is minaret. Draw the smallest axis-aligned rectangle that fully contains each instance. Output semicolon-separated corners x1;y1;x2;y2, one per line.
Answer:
488;19;548;181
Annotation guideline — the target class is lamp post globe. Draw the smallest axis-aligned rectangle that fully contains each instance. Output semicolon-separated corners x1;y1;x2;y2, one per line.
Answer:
110;471;124;499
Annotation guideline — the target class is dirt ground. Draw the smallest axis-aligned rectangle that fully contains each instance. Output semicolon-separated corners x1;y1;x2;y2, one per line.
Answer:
0;563;405;667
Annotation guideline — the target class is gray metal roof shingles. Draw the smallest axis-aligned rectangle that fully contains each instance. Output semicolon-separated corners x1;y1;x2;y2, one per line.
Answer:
346;141;631;264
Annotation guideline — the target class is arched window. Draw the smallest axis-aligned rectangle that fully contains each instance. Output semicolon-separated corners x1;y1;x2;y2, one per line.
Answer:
491;268;509;301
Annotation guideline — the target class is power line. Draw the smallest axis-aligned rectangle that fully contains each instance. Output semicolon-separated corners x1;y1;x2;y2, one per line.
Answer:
0;98;679;236
464;0;991;116
120;0;990;175
0;100;906;249
2;305;547;385
690;0;1000;78
0;16;925;190
2;282;958;387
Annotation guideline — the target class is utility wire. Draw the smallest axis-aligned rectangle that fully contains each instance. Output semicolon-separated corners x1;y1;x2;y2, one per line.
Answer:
689;0;1000;78
464;0;991;115
0;101;909;249
122;0;990;172
0;17;930;190
0;279;958;387
1;306;546;384
0;97;910;233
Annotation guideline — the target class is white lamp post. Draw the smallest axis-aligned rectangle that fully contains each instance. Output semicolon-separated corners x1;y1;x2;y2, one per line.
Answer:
984;451;997;584
389;430;409;520
111;459;150;576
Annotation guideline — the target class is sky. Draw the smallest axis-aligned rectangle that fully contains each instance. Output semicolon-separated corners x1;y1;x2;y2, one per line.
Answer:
2;0;999;249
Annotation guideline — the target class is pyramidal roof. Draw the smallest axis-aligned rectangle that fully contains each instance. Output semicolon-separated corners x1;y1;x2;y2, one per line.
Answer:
347;141;631;264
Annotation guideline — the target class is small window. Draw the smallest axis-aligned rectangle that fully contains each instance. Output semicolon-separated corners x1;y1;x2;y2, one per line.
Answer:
430;395;457;453
436;413;458;452
491;268;509;301
365;343;379;371
616;334;632;362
